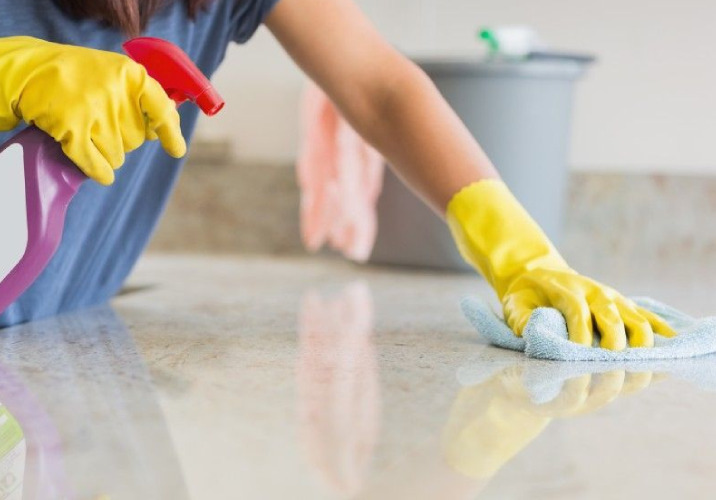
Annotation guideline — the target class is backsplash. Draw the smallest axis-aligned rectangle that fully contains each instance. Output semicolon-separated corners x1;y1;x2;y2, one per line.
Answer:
563;173;716;275
149;152;716;271
149;157;302;255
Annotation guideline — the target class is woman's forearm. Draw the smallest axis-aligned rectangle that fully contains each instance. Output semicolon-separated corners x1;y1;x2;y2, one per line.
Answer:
346;58;500;215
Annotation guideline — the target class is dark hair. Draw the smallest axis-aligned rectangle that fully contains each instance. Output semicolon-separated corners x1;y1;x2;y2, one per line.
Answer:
52;0;214;37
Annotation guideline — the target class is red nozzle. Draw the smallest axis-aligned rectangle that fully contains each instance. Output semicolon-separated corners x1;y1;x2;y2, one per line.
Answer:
122;37;225;116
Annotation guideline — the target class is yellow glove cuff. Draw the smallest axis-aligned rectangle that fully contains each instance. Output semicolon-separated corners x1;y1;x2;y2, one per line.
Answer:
446;180;567;298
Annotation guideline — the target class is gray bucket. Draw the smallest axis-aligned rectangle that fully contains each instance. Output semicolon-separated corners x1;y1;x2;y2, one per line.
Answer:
369;58;590;271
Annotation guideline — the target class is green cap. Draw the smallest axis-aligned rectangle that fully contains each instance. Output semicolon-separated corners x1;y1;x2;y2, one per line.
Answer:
479;28;500;53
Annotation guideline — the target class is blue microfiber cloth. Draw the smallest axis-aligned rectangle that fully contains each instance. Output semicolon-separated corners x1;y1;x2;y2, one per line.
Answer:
461;296;716;361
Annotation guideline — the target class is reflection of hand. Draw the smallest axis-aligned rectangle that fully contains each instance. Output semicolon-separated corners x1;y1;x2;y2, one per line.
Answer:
443;367;657;479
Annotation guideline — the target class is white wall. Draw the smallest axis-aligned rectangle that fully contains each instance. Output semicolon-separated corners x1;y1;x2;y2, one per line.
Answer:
197;0;716;174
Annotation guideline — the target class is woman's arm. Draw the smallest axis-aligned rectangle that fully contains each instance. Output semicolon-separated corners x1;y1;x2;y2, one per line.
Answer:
265;0;677;350
265;0;499;214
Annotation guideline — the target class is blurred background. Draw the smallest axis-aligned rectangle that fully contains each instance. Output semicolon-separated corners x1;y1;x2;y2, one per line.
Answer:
203;0;716;173
150;0;716;275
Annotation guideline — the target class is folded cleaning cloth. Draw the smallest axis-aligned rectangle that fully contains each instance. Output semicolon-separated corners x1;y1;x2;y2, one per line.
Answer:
461;296;716;361
297;82;385;262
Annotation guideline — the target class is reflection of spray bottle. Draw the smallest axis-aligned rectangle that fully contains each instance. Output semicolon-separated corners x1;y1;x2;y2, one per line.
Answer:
0;403;25;500
0;362;71;500
0;307;189;499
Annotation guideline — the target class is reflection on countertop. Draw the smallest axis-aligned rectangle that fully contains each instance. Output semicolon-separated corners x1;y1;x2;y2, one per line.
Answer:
296;282;381;498
2;254;716;499
0;307;188;500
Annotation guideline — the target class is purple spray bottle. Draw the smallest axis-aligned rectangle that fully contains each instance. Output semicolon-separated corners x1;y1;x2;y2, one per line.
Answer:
0;38;224;314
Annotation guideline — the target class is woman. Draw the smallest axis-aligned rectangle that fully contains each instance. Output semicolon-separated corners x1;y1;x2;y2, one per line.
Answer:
0;0;675;349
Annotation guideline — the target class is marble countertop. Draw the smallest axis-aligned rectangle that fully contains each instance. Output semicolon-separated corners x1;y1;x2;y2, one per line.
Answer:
0;254;715;500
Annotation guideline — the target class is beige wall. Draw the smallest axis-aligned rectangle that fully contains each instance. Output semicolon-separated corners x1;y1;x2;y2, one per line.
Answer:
196;0;716;174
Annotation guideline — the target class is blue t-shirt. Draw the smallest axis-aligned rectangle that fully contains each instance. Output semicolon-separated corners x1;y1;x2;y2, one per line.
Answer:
0;0;281;327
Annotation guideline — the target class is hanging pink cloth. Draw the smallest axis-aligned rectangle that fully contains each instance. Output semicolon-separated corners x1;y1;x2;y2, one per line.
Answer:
297;82;385;262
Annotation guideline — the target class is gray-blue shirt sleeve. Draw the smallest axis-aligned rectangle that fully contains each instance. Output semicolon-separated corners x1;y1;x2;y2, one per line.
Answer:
231;0;283;43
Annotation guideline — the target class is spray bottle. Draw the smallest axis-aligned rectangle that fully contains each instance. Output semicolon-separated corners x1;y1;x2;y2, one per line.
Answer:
0;38;224;314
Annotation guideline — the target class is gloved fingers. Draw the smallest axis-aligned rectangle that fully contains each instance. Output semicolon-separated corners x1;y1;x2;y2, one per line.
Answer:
90;136;125;172
145;127;159;141
615;299;655;348
118;88;148;154
139;76;186;158
502;288;544;336
543;283;594;347
590;293;627;351
90;120;125;171
564;303;594;347
635;305;678;338
60;131;115;185
124;62;164;143
142;108;159;141
621;371;653;395
0;114;21;132
573;370;625;415
152;112;186;158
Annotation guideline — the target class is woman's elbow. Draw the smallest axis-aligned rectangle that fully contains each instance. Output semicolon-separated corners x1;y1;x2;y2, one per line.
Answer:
344;57;436;142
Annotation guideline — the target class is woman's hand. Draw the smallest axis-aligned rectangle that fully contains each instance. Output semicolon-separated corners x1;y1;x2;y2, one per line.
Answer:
503;268;676;350
447;180;677;350
0;36;186;185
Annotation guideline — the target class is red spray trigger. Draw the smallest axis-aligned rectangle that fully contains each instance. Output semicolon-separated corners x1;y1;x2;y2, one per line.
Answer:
122;37;225;116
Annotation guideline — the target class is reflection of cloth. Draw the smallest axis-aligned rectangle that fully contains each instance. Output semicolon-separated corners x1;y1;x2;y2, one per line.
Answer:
297;82;385;262
461;296;716;361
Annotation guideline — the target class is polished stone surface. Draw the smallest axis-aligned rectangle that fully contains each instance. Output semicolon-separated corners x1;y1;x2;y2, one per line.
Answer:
1;255;716;499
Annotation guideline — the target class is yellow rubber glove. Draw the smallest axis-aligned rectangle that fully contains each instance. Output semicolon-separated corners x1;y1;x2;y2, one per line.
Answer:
0;36;186;185
446;180;677;350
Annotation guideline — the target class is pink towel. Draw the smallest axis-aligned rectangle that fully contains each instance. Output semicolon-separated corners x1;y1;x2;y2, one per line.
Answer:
297;82;385;262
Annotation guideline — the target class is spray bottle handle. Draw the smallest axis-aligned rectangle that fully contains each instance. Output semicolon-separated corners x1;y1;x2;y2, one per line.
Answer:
122;37;225;116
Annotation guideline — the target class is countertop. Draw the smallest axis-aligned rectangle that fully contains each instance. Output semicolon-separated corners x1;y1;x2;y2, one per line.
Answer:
1;254;715;500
